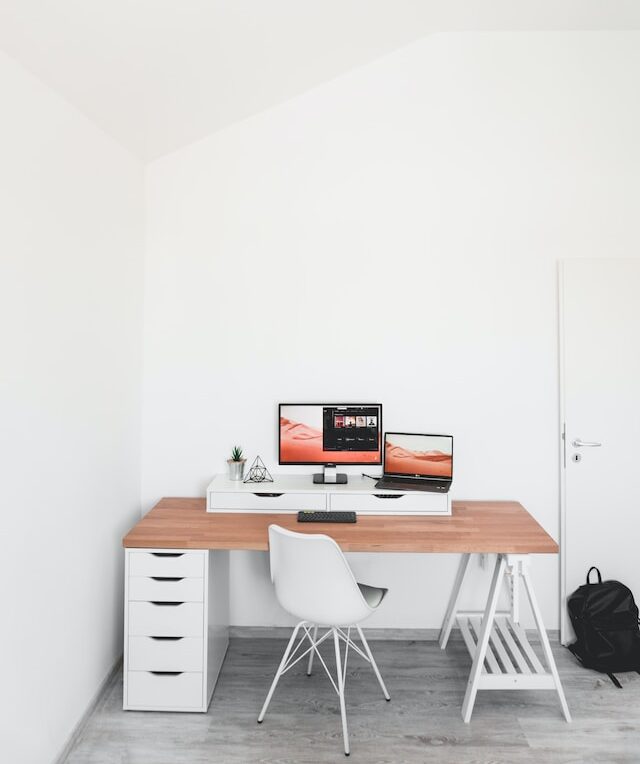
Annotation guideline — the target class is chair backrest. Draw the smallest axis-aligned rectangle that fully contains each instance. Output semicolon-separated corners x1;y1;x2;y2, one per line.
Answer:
268;525;374;626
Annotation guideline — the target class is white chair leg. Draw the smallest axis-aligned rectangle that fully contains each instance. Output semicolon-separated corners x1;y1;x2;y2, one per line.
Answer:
258;622;303;723
333;628;350;756
355;625;390;700
307;624;318;676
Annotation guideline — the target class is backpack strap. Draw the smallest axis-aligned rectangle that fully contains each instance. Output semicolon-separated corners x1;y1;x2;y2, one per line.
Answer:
608;673;622;689
586;566;602;584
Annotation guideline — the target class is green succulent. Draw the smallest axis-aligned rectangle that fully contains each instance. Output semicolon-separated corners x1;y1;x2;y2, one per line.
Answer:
230;446;244;462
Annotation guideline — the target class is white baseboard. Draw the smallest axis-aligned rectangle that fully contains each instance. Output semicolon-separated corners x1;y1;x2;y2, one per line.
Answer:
229;625;560;642
230;625;442;640
53;655;122;764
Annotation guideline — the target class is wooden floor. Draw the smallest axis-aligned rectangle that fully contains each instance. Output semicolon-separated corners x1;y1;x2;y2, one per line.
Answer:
65;636;640;764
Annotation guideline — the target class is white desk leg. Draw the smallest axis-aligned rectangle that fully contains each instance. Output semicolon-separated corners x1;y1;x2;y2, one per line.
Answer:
507;562;520;624
439;553;471;649
461;554;506;723
520;561;572;722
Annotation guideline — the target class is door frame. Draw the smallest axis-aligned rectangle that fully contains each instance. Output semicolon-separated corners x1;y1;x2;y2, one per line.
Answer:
557;260;569;644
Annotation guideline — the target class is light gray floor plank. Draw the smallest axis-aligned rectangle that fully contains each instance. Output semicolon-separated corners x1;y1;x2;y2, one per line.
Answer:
64;636;640;764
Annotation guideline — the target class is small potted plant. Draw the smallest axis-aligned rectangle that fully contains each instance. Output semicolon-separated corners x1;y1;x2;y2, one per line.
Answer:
227;446;246;481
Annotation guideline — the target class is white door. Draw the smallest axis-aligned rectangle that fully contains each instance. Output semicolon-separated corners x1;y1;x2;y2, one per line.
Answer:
560;258;640;643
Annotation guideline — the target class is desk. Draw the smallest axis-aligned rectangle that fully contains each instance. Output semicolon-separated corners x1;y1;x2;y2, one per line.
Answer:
122;498;570;722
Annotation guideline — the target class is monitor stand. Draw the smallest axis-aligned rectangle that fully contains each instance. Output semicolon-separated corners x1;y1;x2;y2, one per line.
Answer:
313;464;348;484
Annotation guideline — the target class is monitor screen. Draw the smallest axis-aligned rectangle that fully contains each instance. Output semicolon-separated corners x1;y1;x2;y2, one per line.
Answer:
279;404;382;465
384;432;453;478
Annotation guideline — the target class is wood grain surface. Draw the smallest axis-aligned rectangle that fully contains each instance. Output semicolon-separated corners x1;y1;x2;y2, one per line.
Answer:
123;498;558;554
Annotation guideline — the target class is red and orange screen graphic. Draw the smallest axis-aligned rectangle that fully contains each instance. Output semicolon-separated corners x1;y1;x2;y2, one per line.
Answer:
385;435;452;477
280;415;381;464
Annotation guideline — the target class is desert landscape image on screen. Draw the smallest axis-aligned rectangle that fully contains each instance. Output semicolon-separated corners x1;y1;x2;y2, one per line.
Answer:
385;433;452;477
279;405;381;464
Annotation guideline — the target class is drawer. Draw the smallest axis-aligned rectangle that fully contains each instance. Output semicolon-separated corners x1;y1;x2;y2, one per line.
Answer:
128;551;205;578
128;576;204;603
128;601;204;637
209;491;326;512
329;492;450;515
126;671;203;710
128;636;204;672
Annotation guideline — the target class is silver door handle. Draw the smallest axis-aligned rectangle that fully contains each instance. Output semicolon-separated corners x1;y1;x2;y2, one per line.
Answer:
572;439;602;448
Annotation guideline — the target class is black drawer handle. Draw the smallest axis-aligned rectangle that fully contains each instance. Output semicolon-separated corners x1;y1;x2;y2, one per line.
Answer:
150;601;183;606
151;552;184;558
150;636;183;641
373;494;404;499
151;577;184;582
253;493;283;498
150;671;183;676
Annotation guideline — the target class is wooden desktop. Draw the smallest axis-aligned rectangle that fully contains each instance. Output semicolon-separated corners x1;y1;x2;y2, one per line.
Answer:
124;497;557;553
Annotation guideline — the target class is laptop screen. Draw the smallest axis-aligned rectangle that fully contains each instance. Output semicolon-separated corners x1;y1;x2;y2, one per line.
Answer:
384;433;453;479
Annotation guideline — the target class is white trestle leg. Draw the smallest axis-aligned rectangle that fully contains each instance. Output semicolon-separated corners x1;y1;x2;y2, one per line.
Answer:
439;553;471;649
442;553;571;723
519;558;572;722
461;555;507;722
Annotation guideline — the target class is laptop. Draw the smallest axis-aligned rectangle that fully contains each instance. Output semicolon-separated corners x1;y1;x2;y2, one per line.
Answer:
374;432;453;493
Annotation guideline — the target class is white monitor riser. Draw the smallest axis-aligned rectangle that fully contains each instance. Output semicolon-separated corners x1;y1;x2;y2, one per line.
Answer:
206;474;450;516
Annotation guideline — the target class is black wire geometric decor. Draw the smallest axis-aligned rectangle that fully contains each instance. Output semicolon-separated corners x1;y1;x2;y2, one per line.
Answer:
243;455;274;483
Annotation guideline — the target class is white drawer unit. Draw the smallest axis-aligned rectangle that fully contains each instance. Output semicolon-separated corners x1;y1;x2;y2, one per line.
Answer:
128;636;204;672
126;671;204;711
207;474;451;516
209;491;326;513
128;576;204;603
123;548;229;713
330;491;450;516
128;551;205;578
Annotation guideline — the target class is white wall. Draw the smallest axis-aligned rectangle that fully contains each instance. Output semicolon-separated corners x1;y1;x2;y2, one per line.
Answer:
0;51;144;763
142;32;640;630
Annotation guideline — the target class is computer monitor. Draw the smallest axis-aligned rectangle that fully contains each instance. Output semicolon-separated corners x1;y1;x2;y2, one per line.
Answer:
279;403;382;484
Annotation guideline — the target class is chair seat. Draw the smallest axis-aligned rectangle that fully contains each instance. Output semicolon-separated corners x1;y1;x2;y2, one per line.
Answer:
357;582;388;609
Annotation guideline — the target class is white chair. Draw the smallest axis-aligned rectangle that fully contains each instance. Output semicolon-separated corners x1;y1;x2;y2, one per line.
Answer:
257;524;390;756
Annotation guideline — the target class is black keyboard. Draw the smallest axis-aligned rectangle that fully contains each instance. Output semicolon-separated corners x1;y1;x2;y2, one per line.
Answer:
297;511;357;523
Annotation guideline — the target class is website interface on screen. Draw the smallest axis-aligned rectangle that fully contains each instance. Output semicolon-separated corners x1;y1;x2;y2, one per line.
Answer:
279;405;381;464
385;433;453;478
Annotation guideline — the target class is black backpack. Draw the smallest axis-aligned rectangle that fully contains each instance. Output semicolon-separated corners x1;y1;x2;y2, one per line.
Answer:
567;566;640;688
